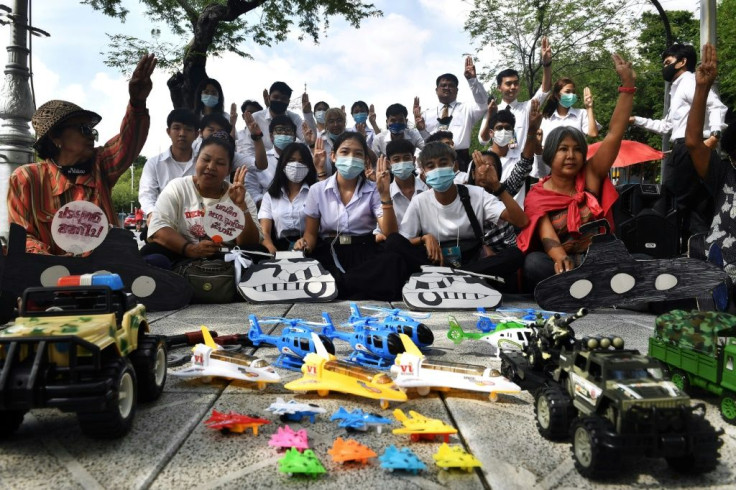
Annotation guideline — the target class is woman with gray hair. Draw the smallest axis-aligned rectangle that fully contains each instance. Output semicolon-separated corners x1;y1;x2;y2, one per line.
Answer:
517;54;636;290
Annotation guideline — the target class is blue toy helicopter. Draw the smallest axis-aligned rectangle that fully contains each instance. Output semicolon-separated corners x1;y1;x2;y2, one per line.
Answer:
344;303;435;350
320;313;404;369
474;306;566;333
331;407;393;433
247;314;336;371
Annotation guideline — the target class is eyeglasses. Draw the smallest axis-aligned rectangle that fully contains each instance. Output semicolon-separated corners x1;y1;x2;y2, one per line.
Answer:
65;123;99;141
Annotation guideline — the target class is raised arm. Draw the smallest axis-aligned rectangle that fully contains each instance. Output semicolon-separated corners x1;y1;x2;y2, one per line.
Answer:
685;43;717;179
583;87;599;138
586;54;636;185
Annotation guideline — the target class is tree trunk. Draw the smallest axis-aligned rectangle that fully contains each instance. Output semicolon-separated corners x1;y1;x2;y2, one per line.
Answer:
166;0;266;109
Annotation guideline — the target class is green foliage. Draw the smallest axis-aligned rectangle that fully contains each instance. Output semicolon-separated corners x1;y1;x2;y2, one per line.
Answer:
82;0;382;73
465;0;636;99
111;155;146;213
718;0;736;110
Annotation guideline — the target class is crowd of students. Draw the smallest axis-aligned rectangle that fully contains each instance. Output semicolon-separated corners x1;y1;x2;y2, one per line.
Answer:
9;39;736;304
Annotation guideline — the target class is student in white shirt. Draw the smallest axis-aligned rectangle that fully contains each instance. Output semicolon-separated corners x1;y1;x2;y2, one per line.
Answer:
372;103;426;157
396;141;528;280
258;142;317;253
138;109;199;219
193;78;230;121
313;100;329;134
321;107;377;169
293;132;408;300
630;43;728;240
478;37;552;153
141;131;261;270
235;99;263;154
245;115;297;207
418;56;488;171
425;131;467;184
349;100;379;148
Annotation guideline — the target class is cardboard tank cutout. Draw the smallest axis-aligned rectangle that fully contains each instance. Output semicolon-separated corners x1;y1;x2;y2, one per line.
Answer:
402;265;502;311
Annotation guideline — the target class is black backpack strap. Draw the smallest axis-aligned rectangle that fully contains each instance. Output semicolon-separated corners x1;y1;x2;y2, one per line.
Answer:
457;185;484;243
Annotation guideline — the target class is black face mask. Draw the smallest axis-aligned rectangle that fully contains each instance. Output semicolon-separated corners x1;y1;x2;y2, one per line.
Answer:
58;161;92;178
269;100;288;114
437;116;453;127
662;62;680;83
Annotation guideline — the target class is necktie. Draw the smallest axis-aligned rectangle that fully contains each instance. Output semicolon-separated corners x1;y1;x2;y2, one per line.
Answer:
441;104;449;119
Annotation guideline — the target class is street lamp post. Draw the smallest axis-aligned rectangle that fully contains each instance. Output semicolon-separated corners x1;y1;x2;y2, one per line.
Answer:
0;0;36;240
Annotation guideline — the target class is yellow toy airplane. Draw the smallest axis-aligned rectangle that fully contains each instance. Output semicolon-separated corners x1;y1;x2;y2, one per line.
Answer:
392;409;457;443
433;443;482;472
284;333;407;409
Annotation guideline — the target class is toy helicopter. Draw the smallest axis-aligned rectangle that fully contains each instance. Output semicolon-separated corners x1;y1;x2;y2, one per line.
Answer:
328;437;377;465
170;326;280;389
391;334;521;402
392;409;457;443
330;407;393;433
344;303;434;350
379;445;427;474
266;398;326;424
247;314;336;371
494;306;566;324
203;409;271;435
269;425;310;451
433;443;482;472
474;307;532;333
283;333;408;409
320;313;403;369
278;448;326;478
447;316;533;357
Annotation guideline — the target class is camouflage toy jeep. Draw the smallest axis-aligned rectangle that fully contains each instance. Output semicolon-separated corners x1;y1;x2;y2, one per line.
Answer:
501;310;722;478
0;274;167;438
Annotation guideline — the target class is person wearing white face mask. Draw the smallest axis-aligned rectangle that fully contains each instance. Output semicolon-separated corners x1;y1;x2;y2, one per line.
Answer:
294;132;409;300
484;108;533;207
258;143;318;253
245;115;299;207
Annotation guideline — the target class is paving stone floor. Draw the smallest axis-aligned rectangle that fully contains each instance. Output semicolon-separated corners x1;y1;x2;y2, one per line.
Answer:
2;298;735;490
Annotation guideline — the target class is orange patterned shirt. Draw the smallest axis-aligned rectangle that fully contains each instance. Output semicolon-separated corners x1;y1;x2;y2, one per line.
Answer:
8;103;149;255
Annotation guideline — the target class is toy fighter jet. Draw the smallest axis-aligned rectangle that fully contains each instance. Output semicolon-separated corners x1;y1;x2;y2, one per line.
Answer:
278;448;326;478
330;407;392;433
170;326;280;389
378;445;427;474
204;410;271;435
327;437;377;465
433;443;482;472
269;425;310;451
392;409;457;443
265;398;326;424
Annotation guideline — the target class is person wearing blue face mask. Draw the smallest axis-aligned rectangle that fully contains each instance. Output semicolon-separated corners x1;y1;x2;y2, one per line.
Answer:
374;139;427;242
244;115;297;207
396;141;529;282
372;103;426;157
293;132;410;300
193;78;228;120
322;107;377;171
348;100;380;148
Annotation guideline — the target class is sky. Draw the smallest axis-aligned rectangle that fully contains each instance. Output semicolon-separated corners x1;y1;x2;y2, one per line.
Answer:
0;0;700;159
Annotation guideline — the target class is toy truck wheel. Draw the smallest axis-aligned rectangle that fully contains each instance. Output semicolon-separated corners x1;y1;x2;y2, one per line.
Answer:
720;390;736;425
0;410;26;437
130;335;167;403
665;416;720;473
501;359;517;381
570;417;617;478
534;385;574;440
77;358;137;438
669;369;690;393
417;386;430;396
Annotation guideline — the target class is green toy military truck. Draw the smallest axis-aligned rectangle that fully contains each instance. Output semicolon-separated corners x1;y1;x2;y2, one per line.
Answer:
0;274;166;438
649;310;736;425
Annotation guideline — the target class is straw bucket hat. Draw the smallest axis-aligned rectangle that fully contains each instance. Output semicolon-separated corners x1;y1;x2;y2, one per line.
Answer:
31;100;101;150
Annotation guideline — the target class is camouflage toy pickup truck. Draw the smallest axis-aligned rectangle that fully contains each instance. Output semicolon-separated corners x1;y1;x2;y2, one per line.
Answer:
501;309;722;478
0;274;166;438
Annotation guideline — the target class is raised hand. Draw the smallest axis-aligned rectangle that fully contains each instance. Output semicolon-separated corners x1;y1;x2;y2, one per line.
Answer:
528;98;542;132
413;97;425;131
356;122;367;136
464;55;476;79
230;103;238;126
244;111;262;137
375;155;390;197
228;166;248;210
128;53;157;104
612;53;636;87
302;121;315;146
583;87;593;109
368;104;377;126
487;98;497;116
313;136;326;175
541;36;552;66
262;88;270;108
302;92;312;113
696;43;717;88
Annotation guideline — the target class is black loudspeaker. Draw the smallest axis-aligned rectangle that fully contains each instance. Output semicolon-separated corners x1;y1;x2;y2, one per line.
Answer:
613;183;680;258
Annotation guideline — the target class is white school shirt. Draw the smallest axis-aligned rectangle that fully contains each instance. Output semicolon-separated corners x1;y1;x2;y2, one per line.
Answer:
389;177;428;228
498;153;527;207
633;71;727;141
148;176;261;244
371;128;426;157
238;108;316;159
138;147;195;216
257;183;310;238
347;124;375;148
485;86;549;151
244;149;278;204
303;175;383;237
400;184;505;243
421;77;489;150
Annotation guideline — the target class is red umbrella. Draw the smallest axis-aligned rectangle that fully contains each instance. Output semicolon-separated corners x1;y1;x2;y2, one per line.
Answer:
587;140;664;167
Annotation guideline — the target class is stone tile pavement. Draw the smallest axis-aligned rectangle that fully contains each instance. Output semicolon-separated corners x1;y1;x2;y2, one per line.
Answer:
2;299;735;490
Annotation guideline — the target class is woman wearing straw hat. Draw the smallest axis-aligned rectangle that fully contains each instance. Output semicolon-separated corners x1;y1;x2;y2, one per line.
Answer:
7;54;156;254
